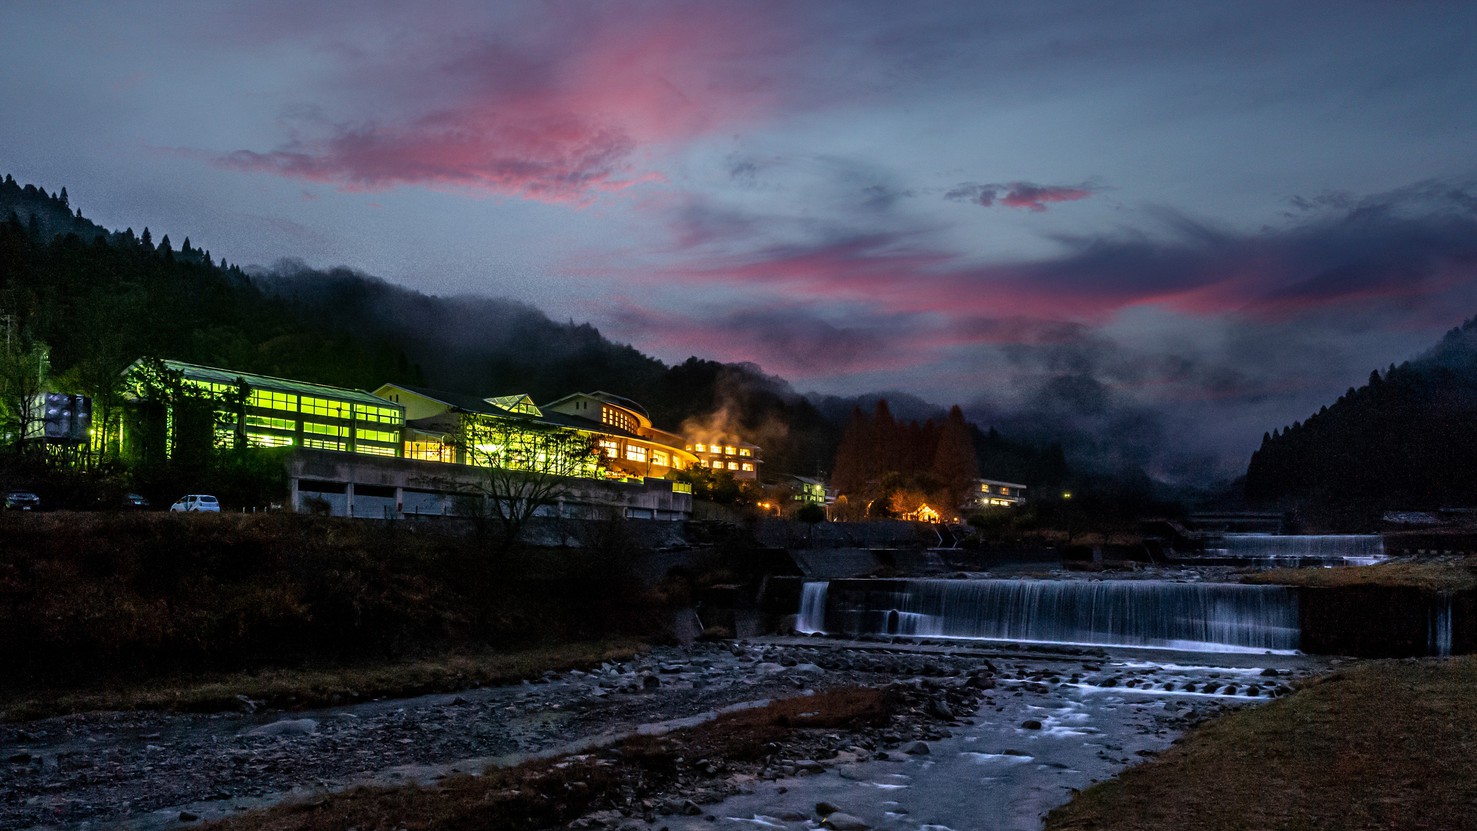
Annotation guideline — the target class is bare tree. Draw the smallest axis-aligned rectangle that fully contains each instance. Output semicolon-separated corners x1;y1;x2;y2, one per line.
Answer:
453;414;605;550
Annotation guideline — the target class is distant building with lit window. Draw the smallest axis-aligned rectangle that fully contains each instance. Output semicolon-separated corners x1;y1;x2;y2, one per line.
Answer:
685;438;761;481
974;478;1027;508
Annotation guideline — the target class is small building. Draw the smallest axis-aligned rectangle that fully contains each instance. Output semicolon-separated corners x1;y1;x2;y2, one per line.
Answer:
974;478;1027;508
785;474;827;506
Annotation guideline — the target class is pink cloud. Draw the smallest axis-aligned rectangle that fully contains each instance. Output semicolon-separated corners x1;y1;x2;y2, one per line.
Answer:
998;183;1095;211
217;6;784;202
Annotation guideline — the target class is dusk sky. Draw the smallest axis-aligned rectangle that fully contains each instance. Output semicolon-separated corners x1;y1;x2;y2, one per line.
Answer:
5;1;1477;478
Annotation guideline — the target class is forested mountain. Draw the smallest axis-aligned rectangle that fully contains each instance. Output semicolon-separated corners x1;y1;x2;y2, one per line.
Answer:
0;174;1074;484
1245;316;1477;510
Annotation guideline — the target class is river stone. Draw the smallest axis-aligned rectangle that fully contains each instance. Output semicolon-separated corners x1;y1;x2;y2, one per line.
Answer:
900;740;930;755
926;698;955;720
242;718;318;738
823;812;871;830
1021;719;1043;730
816;801;842;816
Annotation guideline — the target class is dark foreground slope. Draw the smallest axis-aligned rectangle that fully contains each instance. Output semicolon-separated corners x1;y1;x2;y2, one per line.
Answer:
0;513;659;696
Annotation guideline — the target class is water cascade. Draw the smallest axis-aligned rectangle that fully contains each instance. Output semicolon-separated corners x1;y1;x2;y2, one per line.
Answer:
796;581;829;634
1430;593;1453;657
803;578;1301;653
1211;534;1385;565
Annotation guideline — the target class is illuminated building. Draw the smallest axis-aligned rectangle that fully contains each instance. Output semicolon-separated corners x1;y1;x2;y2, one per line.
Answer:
684;438;761;481
974;478;1027;508
123;359;404;459
785;474;827;505
374;385;697;479
541;391;697;478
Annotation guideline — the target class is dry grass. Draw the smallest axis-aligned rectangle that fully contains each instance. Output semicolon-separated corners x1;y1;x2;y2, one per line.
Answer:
0;640;646;722
1046;656;1477;831
1246;557;1477;592
204;686;891;831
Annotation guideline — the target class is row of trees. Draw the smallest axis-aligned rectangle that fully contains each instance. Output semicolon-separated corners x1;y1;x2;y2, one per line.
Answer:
830;400;979;519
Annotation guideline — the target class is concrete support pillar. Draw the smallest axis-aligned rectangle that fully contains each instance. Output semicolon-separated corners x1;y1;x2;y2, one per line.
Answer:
345;482;355;518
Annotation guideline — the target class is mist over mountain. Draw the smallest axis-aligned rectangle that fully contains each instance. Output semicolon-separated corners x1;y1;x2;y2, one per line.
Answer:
2;173;1091;488
1246;316;1477;513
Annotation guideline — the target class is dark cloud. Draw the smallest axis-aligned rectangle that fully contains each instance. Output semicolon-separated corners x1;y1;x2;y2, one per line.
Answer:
607;301;944;377
947;180;1097;211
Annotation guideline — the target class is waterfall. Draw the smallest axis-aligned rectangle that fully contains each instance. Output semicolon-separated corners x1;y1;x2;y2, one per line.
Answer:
1430;594;1453;657
806;578;1301;654
1214;534;1385;565
796;581;830;634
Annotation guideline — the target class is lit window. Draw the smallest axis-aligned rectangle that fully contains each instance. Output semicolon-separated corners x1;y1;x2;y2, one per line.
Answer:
249;390;297;412
355;405;403;425
652;450;669;466
246;415;294;431
741;462;754;472
304;423;348;437
738;448;751;457
246;432;294;448
601;406;637;433
355;445;396;457
625;444;647;463
300;396;349;418
728;461;739;470
694;443;707;452
356;428;399;444
303;438;345;451
598;439;619;458
724;445;737;456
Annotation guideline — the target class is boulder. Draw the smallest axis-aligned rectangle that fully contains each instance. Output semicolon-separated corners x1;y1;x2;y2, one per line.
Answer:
823;812;871;830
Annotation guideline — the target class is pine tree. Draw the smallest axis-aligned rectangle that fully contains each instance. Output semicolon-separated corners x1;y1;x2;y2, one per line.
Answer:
58;187;68;210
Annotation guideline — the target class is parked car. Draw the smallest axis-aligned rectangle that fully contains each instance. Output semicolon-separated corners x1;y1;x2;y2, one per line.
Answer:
169;494;220;513
4;491;40;511
122;493;151;510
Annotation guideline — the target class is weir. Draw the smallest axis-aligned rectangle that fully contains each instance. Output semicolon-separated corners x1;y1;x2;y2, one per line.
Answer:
1210;534;1386;565
798;578;1301;654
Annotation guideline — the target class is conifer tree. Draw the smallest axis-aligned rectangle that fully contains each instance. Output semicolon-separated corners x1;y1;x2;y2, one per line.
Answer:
931;405;979;509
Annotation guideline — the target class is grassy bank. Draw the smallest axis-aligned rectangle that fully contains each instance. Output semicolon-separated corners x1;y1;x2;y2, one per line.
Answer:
204;686;890;831
1246;555;1477;592
0;512;666;714
1046;656;1477;830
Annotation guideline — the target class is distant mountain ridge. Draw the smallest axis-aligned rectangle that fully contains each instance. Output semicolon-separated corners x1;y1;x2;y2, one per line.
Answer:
1245;316;1477;510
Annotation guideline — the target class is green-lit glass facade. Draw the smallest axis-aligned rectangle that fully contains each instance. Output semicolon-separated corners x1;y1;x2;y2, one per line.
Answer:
129;360;405;459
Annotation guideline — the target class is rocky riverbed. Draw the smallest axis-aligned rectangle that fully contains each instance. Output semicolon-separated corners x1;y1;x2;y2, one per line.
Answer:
0;638;1330;831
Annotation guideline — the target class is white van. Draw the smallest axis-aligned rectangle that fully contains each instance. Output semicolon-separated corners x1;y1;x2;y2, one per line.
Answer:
170;494;220;513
